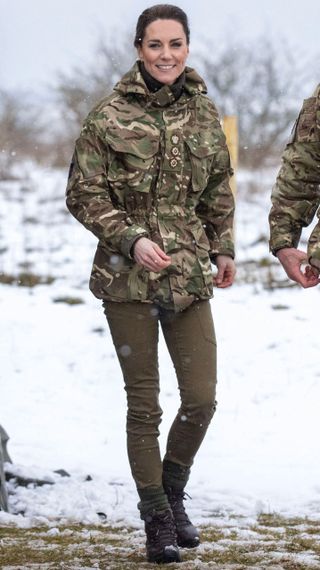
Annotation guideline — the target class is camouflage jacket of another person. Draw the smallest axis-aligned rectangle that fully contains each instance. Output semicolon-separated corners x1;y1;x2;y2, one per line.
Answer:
269;84;320;262
66;62;235;311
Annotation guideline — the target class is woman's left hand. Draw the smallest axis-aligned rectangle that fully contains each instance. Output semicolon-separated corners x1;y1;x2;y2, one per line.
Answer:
213;255;236;288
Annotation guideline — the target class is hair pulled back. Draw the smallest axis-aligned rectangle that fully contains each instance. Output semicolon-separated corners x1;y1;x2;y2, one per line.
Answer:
134;4;190;47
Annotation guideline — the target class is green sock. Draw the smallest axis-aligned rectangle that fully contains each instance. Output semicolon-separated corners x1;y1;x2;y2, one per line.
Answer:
137;486;170;518
162;459;191;491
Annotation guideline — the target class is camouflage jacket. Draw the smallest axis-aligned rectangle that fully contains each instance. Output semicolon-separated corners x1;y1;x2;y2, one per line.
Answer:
66;62;235;311
269;84;320;262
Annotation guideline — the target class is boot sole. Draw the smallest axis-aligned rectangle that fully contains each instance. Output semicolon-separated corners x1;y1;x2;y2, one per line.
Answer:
148;545;181;564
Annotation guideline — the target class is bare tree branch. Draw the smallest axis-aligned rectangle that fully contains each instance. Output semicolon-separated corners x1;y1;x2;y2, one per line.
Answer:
197;36;315;167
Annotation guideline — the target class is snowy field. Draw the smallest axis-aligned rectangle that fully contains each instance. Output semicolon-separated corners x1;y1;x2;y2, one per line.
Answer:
1;164;320;530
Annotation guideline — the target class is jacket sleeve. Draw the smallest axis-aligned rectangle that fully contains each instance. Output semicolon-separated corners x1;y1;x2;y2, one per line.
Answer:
269;87;320;259
196;135;235;261
66;121;148;258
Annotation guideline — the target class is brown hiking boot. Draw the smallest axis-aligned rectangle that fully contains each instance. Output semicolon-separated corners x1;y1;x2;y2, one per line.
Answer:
165;488;200;548
142;508;181;564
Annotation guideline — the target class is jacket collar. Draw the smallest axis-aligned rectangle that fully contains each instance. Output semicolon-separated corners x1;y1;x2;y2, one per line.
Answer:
138;61;185;101
113;61;207;106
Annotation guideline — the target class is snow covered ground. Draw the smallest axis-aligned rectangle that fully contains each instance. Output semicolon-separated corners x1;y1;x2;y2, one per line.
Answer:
1;165;320;530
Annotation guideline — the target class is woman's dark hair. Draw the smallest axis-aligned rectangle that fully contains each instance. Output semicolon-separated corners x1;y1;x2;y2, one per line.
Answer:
134;4;190;47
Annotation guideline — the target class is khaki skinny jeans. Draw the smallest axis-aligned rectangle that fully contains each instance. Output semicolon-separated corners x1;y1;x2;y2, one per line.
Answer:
103;300;217;489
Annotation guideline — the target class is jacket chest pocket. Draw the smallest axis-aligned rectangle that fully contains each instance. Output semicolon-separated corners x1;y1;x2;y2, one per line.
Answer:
106;135;159;193
185;132;216;192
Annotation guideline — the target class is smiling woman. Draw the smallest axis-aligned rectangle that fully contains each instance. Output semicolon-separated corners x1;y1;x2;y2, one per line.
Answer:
135;10;190;86
65;3;235;564
137;19;189;85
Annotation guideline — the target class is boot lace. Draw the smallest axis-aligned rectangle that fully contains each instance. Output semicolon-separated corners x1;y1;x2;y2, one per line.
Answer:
146;510;177;545
169;491;192;527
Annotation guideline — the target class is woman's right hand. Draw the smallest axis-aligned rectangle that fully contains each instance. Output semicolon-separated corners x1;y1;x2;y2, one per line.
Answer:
133;237;171;272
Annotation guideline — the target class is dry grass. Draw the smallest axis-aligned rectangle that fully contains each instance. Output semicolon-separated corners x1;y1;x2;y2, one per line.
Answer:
1;514;320;569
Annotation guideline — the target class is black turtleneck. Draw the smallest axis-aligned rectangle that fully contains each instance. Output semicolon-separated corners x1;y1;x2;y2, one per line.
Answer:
138;61;185;101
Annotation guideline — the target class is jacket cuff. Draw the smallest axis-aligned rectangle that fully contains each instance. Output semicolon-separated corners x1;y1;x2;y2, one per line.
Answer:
269;240;294;257
210;250;235;264
120;226;148;259
309;256;320;270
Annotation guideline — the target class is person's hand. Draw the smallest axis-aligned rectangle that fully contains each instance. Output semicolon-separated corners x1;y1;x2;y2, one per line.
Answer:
213;255;236;288
133;237;171;272
276;247;320;288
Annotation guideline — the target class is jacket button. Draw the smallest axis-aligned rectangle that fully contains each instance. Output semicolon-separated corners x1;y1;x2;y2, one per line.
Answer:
171;146;179;156
170;158;178;168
